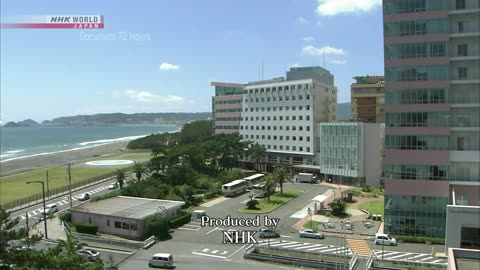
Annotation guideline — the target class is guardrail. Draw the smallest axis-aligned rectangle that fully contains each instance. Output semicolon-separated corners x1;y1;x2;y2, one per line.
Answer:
366;254;374;269
349;252;358;270
143;235;156;249
72;232;144;249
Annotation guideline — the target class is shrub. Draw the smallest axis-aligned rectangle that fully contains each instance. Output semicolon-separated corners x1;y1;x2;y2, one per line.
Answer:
168;212;192;228
58;211;71;223
349;188;362;197
392;235;445;245
91;190;122;202
204;191;217;200
362;185;373;192
74;222;98;235
246;199;260;210
146;216;170;240
328;199;348;217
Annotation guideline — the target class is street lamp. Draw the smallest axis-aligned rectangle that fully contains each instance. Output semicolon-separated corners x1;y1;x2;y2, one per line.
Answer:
26;180;47;239
307;207;312;229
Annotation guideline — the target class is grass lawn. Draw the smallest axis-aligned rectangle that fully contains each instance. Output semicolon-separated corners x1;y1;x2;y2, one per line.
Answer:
358;200;384;216
0;152;151;204
303;220;321;230
240;189;303;214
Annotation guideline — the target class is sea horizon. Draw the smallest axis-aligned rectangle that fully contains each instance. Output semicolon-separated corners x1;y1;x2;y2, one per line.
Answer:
0;125;181;162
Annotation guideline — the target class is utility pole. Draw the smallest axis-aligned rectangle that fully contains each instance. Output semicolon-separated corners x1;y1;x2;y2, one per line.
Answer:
26;181;47;239
25;212;29;237
46;170;49;199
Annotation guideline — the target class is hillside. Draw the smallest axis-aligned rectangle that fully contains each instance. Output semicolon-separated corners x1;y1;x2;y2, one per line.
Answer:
337;102;352;121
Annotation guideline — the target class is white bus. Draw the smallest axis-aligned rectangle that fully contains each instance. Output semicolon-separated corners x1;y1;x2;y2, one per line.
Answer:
252;183;267;198
244;173;265;189
222;179;247;197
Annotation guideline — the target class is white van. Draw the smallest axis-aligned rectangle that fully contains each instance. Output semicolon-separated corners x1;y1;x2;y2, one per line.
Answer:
375;233;397;246
148;253;173;268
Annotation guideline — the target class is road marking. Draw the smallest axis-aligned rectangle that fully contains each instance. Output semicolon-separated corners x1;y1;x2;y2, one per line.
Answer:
62;200;68;204
430;259;446;263
228;244;247;258
211;250;219;254
177;227;199;231
269;242;296;247
280;235;294;238
420;257;434;261
321;247;341;253
206;227;220;235
56;201;64;206
307;246;330;251
221;251;228;255
280;243;307;248
192;252;227;259
388;253;412;260
88;247;133;254
294;244;323;250
202;248;209;252
411;254;429;259
19;215;26;220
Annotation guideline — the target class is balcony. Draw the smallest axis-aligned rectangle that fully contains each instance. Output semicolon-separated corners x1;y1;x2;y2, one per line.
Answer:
450;95;480;107
451;74;480;84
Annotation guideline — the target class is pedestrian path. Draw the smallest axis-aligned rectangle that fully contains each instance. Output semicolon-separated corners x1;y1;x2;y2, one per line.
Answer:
347;239;372;257
201;197;229;207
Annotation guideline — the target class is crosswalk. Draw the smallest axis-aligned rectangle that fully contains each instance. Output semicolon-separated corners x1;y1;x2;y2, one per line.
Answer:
347;239;372;257
192;244;248;259
256;240;353;256
373;250;448;265
15;185;111;221
178;221;202;231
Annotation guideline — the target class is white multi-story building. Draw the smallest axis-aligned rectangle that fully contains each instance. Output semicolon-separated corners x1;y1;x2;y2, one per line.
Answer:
239;66;337;167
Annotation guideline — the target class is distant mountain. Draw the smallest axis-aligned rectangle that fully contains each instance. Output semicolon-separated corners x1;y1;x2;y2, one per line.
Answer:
3;119;39;127
3;113;211;127
337;102;352;121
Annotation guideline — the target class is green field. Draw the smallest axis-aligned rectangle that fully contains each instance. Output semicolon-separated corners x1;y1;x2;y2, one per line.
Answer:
0;152;151;204
358;200;384;216
240;189;304;214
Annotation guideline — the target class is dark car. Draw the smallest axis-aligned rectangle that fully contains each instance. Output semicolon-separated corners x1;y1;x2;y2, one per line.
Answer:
258;228;280;238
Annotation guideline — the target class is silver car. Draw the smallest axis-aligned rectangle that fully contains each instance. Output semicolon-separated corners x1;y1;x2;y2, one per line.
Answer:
299;229;325;239
77;248;100;261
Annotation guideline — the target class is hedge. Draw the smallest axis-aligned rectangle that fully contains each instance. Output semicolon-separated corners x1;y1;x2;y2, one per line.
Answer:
392;235;445;245
168;212;192;228
74;222;98;235
58;211;71;223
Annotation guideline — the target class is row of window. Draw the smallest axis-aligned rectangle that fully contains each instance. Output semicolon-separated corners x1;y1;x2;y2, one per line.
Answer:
321;125;361;136
385;65;448;82
258;144;311;152
109;220;138;231
215;108;242;113
245;94;311;103
384;164;449;180
385;112;449;127
245;83;311;94
244;104;311;112
244;115;311;122
385;88;447;104
214;126;239;130
385;135;449;150
321;147;359;159
383;0;447;15
242;134;311;142
214;99;242;105
386;42;471;59
215;117;241;121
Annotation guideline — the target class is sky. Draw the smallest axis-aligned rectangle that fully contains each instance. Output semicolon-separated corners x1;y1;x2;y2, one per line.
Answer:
0;0;384;123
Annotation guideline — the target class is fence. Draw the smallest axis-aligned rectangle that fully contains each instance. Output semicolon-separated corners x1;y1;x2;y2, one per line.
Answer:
72;231;144;249
349;253;358;270
1;169;124;211
366;254;374;269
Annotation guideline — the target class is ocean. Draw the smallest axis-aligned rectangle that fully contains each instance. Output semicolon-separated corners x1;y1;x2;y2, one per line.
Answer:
0;125;181;162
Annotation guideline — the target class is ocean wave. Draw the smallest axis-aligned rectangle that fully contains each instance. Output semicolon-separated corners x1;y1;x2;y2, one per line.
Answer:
3;149;25;154
0;153;15;158
77;135;147;146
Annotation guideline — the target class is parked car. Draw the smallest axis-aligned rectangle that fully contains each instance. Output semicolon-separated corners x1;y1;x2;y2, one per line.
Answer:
40;204;58;215
78;193;90;201
299;229;325;239
77;248;100;261
108;182;119;190
258;228;280;238
375;233;397;246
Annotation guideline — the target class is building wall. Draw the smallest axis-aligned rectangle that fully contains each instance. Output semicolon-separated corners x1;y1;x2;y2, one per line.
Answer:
351;79;385;123
364;123;385;186
211;82;246;134
382;0;480;238
445;205;480;251
71;211;143;240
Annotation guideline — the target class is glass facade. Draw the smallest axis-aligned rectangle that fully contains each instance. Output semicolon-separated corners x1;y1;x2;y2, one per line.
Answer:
386;135;449;150
384;195;448;237
385;88;448;104
384;19;449;36
385;42;448;59
385;65;449;81
384;0;448;14
385;111;450;127
384;164;449;180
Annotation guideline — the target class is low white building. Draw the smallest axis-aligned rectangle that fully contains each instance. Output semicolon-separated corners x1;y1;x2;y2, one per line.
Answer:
317;122;384;186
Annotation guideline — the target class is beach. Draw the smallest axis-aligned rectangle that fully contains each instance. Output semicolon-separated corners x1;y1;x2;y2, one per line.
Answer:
0;142;131;177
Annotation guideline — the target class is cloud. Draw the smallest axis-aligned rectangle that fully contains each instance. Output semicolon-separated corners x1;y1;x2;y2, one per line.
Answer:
330;59;347;64
316;0;382;16
159;63;180;71
302;36;315;42
124;89;186;104
302;45;346;56
296;16;309;24
290;63;301;68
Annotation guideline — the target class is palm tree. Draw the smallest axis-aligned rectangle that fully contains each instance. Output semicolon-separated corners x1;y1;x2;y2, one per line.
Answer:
115;169;126;189
273;166;289;194
133;162;145;182
263;174;276;201
249;143;266;171
58;229;83;255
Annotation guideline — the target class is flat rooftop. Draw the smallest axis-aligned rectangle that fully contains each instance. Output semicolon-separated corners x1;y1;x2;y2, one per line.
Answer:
72;196;185;219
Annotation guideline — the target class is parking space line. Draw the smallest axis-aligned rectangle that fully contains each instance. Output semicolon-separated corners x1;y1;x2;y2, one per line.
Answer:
411;254;429;259
206;227;220;235
269;242;297;247
228;244;246;258
192;252;227;259
307;246;330;251
420;257;434;261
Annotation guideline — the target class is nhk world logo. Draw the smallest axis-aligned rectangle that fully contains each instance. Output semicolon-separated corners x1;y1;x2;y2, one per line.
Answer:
1;15;104;29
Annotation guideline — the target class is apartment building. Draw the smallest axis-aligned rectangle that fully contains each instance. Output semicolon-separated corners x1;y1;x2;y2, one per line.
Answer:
383;0;480;239
211;82;246;134
351;75;385;123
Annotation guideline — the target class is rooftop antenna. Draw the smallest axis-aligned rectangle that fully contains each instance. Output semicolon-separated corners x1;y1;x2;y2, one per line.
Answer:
262;60;264;80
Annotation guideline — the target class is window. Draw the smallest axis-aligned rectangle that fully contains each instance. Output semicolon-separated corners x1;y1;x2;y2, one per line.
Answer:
130;224;137;231
292;106;296;111
115;221;121;228
299;116;303;120
456;0;466;10
459;67;468;79
458;22;464;33
430;42;446;57
458;44;468;56
292;116;296;120
306;95;310;100
306;105;310;110
107;220;110;227
122;222;129;229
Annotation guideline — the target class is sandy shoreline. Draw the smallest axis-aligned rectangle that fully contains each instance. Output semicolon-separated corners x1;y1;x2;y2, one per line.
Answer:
0;142;131;177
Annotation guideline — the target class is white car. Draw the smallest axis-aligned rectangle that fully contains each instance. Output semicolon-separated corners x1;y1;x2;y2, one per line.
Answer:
375;233;397;246
77;248;100;261
40;204;58;215
108;182;119;190
299;229;325;239
78;193;90;201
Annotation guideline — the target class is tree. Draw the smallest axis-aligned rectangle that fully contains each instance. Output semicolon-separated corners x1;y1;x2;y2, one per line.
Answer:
263;175;276;201
329;199;347;217
145;215;170;241
133;162;146;182
248;143;266;171
58;229;83;255
246;199;259;210
179;120;212;144
115;169;126;189
273;166;289;194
